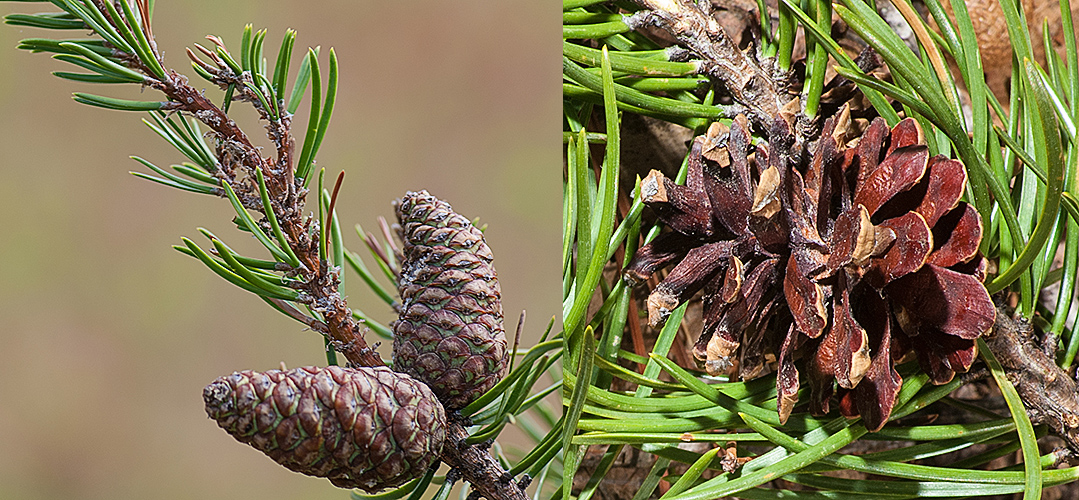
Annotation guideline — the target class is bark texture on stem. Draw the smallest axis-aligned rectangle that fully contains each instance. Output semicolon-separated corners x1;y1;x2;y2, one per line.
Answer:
983;306;1079;452
150;69;381;368
441;421;528;500
629;0;786;126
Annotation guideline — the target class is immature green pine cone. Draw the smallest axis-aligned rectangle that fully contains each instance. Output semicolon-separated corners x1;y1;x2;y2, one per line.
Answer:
203;365;446;492
392;190;508;410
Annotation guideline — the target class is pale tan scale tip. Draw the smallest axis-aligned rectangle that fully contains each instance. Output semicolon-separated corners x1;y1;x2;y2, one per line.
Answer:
641;170;667;203
750;166;781;219
646;291;679;327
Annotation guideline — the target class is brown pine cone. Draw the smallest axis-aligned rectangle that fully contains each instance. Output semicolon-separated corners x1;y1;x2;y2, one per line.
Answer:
786;112;994;430
625;109;994;431
203;365;446;492
392;190;507;410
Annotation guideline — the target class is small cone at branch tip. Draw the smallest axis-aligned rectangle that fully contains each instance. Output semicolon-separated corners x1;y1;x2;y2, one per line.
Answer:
203;365;446;493
391;190;507;410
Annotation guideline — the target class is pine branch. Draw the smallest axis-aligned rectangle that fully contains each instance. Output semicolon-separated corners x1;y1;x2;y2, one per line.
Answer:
4;2;548;497
626;0;789;127
91;1;380;368
983;305;1079;454
444;421;530;500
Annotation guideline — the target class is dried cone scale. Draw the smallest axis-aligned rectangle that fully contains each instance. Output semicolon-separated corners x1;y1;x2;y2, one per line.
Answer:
204;366;446;492
625;109;995;431
392;190;508;410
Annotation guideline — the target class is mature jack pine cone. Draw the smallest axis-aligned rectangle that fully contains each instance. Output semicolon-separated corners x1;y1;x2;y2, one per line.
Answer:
392;190;507;410
203;365;446;492
625;109;994;431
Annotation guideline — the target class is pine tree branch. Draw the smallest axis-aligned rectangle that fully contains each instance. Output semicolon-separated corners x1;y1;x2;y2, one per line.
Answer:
627;0;789;127
444;421;530;500
983;305;1079;454
86;1;383;368
151;70;381;367
6;2;539;495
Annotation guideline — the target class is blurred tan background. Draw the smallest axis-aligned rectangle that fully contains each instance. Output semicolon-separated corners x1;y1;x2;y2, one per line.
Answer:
0;1;558;498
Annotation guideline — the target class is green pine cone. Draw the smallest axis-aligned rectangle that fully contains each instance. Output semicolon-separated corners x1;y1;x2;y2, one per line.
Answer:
203;365;446;492
392;190;508;410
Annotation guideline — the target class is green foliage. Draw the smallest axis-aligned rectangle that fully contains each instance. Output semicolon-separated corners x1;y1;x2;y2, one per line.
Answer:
4;0;559;498
564;0;1079;498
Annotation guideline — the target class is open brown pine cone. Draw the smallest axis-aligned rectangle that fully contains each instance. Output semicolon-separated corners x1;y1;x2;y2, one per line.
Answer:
624;108;995;431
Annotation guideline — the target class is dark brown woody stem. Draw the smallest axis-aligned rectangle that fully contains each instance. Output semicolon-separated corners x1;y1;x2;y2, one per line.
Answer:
442;422;528;500
983;305;1079;453
122;22;378;366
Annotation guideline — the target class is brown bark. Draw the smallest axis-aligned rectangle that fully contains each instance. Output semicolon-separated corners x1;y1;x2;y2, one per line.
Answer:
983;306;1079;453
442;422;529;500
628;0;787;127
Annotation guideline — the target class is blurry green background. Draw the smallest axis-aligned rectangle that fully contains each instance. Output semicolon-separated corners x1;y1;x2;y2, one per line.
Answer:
0;1;558;498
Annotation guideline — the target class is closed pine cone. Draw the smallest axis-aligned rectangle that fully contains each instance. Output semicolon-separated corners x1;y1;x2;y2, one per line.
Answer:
203;365;446;493
392;190;508;410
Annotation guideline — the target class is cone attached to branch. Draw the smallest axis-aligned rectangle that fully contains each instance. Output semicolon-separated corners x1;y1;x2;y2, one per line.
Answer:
204;365;446;493
392;190;508;410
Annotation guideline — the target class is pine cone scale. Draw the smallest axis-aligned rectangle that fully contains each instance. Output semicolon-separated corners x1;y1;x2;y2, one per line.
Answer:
910;157;966;226
865;211;933;288
854;145;929;217
926;203;982;268
889;264;995;340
